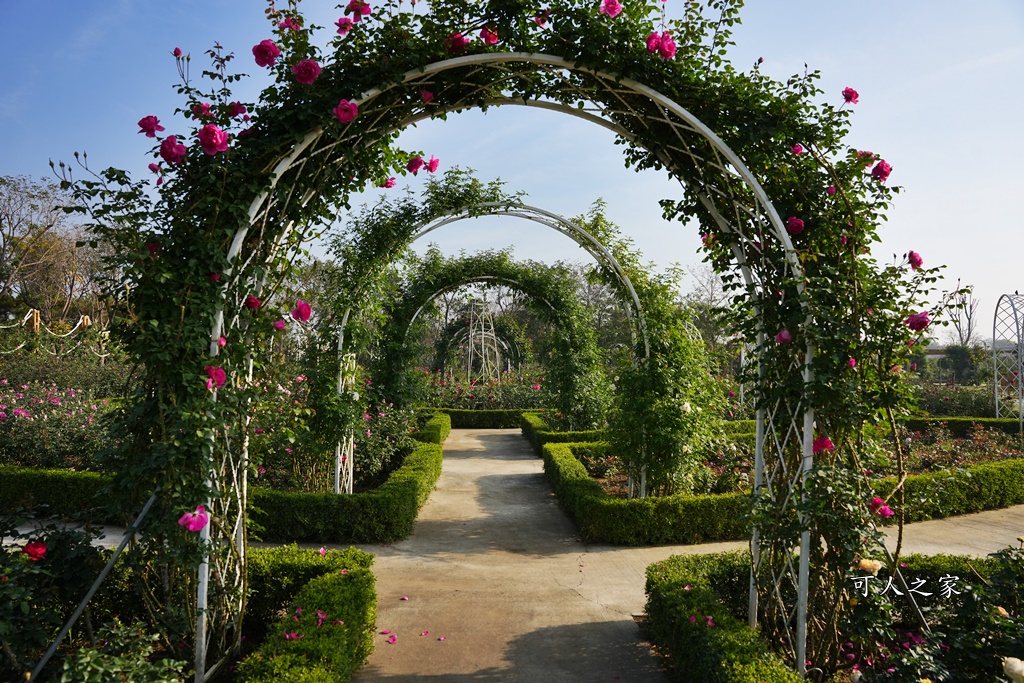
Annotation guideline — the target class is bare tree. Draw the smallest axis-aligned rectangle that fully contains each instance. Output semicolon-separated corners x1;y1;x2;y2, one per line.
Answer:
948;281;980;347
0;176;72;317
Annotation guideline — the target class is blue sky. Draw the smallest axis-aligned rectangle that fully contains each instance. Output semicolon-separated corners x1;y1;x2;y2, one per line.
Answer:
3;1;1022;341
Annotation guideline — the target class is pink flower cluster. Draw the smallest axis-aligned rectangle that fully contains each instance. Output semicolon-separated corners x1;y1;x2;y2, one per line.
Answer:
598;0;622;18
812;437;834;454
645;31;676;60
407;155;440;174
869;496;894;518
445;32;471;52
178;505;209;531
346;0;372;21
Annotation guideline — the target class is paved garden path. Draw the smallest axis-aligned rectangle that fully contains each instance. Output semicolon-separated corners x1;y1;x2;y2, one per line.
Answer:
348;428;1024;682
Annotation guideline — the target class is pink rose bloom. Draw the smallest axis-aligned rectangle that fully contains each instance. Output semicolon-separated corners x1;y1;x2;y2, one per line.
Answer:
598;0;622;18
848;357;857;368
905;311;930;331
336;17;354;35
857;150;875;165
205;365;227;388
279;16;302;31
244;295;261;310
871;160;891;182
273;319;286;330
292;59;321;84
346;0;371;22
253;39;281;67
226;102;247;118
785;216;805;235
535;8;551;25
791;143;803;155
380;177;396;188
159;136;187;165
842;87;859;104
658;32;676;60
178;505;209;532
812;436;834;454
776;329;792;344
334;99;359;124
137;116;165;138
191;103;212;119
645;32;661;54
480;26;498;45
840;235;847;245
218;336;227;347
826;185;836;195
173;47;183;57
907;250;923;270
198;124;229;155
420;89;434;103
426;155;440;173
209;272;221;282
292;299;312;322
445;32;470;52
148;163;161;173
407;156;425;174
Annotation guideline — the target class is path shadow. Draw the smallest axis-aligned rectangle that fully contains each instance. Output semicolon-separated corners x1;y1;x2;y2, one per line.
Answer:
354;620;666;682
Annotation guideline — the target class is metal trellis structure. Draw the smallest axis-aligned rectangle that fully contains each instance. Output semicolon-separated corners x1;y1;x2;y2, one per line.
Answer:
993;293;1024;435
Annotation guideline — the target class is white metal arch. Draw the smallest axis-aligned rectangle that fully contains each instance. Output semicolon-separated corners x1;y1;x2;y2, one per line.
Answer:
203;51;819;678
993;293;1024;434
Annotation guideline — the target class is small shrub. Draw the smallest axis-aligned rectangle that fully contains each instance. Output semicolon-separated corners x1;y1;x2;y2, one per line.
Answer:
59;618;186;683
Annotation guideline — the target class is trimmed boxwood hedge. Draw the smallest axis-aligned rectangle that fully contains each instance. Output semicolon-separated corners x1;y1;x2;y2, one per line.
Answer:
542;442;749;545
428;408;545;428
644;550;1003;683
520;413;606;453
250;441;443;543
1;414;449;542
645;551;801;682
239;545;377;683
412;412;451;444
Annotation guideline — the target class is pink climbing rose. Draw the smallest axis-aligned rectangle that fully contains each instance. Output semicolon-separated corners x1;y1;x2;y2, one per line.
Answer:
842;87;859;104
292;59;322;85
445;32;471;52
137;116;165;138
407;156;425;174
205;365;227;388
292;299;312;322
334;99;359;123
480;26;498;45
871;160;892;182
346;0;372;22
335;17;354;35
420;89;434;103
426;155;440;173
198;124;229;155
227;102;248;118
252;39;281;67
791;143;803;155
826;185;837;195
178;505;209;532
279;16;302;32
173;47;183;57
905;311;930;331
869;496;894;518
785;217;805;235
657;32;676;60
159;136;187;165
244;295;261;310
380;177;396;188
848;357;857;368
598;0;622;18
908;250;923;270
273;319;286;331
812;437;834;454
776;329;792;344
645;32;661;54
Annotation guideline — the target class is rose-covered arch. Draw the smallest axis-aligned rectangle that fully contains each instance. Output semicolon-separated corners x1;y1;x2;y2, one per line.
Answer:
58;1;939;680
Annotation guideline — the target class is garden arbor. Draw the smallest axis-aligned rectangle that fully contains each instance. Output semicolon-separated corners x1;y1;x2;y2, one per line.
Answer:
993;293;1024;434
63;1;933;680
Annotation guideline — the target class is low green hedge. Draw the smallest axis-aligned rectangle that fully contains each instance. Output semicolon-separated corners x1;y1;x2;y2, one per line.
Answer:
903;416;1023;438
721;420;756;435
874;458;1024;523
412;412;451;444
0;466;116;522
520;413;606;453
645;551;801;682
245;545;375;643
251;441;443;543
542;442;749;545
238;546;377;683
429;408;545;429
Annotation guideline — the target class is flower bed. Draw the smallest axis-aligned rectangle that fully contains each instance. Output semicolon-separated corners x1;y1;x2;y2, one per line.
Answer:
645;550;1014;682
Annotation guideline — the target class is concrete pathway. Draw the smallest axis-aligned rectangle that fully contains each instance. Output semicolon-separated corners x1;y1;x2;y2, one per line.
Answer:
350;429;1024;682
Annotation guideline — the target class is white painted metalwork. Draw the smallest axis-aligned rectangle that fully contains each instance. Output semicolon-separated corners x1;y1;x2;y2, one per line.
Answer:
465;298;503;381
334;353;358;494
993;293;1024;435
205;51;815;676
